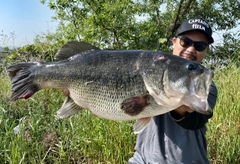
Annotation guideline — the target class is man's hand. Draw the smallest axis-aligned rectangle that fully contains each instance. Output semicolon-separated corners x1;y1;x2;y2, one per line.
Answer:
170;105;194;120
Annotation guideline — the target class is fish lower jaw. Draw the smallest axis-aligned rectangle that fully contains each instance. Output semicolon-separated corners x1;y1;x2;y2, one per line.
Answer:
182;95;212;115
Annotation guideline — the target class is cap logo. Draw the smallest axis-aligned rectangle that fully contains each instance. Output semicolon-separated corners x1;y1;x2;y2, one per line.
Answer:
188;19;209;31
192;23;205;31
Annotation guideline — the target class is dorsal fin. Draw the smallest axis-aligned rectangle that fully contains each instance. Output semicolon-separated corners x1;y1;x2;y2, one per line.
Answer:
54;41;101;61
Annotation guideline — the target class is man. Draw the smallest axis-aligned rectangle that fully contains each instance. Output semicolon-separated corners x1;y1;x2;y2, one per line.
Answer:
128;17;218;164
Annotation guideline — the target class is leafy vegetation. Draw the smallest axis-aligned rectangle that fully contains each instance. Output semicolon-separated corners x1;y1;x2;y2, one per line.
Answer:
39;0;240;54
2;0;239;66
207;64;240;164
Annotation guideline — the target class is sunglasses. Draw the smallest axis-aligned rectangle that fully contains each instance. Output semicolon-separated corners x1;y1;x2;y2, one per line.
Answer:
177;36;208;52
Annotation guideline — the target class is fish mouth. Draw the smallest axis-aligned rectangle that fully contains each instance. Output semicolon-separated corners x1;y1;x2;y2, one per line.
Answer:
183;69;214;114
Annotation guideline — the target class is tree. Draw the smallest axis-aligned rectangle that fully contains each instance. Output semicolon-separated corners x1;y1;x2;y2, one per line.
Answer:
4;32;62;63
206;31;240;67
3;46;10;52
40;0;240;56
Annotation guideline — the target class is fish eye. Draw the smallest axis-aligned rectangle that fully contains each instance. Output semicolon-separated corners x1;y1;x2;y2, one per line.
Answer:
187;63;197;71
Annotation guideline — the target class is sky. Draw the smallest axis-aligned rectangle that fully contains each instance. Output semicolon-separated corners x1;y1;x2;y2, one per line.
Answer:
0;0;239;48
0;0;58;47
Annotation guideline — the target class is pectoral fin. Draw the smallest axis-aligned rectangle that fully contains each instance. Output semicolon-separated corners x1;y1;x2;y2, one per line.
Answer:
57;96;83;118
121;94;149;116
134;117;152;134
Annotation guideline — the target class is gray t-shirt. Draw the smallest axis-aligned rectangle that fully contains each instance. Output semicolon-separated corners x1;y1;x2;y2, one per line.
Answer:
128;82;217;164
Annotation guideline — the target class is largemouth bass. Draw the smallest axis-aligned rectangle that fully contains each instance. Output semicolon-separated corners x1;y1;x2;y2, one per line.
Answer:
7;41;213;134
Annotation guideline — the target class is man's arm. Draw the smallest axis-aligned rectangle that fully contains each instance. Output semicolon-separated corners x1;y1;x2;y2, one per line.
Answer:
169;82;218;130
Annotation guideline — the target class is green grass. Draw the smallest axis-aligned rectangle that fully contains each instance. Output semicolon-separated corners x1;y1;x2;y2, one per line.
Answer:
207;64;240;164
0;63;239;164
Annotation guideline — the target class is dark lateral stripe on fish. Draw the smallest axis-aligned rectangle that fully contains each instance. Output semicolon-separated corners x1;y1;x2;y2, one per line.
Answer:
7;62;40;101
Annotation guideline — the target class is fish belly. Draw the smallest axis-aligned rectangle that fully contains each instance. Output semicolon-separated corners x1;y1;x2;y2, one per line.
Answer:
68;82;173;121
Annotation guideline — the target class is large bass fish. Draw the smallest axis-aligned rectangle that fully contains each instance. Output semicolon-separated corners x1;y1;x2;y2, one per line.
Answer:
7;41;213;134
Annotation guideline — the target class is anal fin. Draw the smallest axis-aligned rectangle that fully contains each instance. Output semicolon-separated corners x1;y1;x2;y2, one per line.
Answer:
134;117;152;134
57;96;83;118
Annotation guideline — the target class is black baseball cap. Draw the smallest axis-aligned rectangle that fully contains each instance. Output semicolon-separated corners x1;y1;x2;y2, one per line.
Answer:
175;18;214;44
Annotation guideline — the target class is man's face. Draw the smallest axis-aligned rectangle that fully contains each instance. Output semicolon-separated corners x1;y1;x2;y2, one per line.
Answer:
172;31;209;63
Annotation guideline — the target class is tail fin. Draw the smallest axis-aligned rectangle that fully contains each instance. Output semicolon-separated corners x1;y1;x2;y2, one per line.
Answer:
7;62;40;101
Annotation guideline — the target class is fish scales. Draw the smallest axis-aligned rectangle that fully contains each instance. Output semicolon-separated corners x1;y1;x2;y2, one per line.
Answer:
46;51;159;119
7;41;214;134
